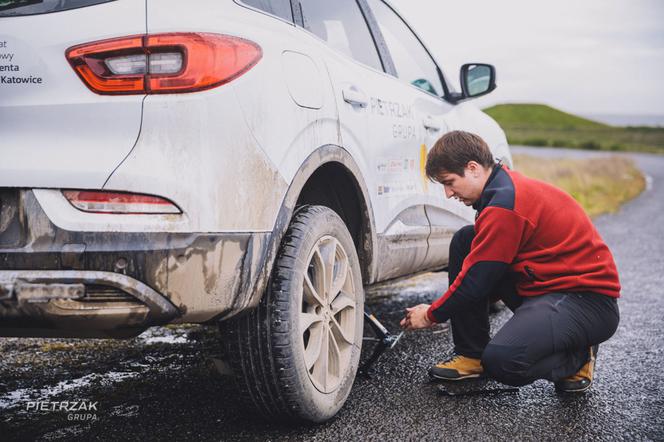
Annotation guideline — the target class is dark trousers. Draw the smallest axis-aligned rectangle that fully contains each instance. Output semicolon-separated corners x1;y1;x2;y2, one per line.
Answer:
449;225;620;386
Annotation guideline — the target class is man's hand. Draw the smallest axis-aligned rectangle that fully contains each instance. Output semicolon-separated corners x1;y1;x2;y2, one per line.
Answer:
400;303;435;330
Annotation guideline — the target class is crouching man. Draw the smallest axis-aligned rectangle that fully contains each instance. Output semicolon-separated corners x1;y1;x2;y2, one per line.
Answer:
401;131;620;392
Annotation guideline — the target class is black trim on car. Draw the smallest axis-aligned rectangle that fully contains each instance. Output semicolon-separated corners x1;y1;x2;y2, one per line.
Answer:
357;0;394;75
290;0;304;26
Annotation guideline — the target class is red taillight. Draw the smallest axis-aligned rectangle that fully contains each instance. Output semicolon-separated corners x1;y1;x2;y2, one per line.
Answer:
66;33;262;95
63;191;181;214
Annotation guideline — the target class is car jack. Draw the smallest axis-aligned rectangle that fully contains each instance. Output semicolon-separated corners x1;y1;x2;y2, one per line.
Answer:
359;310;404;376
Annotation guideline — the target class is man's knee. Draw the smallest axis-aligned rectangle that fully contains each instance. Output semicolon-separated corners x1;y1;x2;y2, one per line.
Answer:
481;343;532;387
451;225;475;253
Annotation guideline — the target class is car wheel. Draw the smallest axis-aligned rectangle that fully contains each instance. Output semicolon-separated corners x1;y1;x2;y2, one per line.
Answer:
220;205;364;423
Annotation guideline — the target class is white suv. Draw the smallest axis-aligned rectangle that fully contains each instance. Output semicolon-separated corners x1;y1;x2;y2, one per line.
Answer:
0;0;511;422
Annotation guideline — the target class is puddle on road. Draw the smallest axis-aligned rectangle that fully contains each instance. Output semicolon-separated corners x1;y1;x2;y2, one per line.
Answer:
0;371;140;412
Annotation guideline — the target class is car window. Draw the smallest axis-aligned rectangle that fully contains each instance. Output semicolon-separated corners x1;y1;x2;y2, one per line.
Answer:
298;0;383;71
0;0;116;16
366;0;443;96
240;0;293;22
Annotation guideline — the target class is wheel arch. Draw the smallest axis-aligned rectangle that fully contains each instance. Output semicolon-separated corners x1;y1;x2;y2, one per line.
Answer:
223;144;377;320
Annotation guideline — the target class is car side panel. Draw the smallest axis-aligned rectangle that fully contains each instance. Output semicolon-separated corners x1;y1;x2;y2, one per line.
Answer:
227;9;347;186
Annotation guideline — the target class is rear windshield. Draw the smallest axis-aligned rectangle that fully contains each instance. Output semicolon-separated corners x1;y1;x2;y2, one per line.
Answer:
0;0;116;17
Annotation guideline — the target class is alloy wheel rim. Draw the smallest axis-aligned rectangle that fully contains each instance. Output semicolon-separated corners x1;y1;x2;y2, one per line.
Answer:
300;235;357;393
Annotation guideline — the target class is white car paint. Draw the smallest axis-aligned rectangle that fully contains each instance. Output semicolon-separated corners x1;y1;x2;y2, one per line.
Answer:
1;0;511;318
0;0;146;189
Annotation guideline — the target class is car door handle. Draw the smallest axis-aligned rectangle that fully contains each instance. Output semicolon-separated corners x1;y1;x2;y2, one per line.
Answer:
422;116;441;131
342;87;368;108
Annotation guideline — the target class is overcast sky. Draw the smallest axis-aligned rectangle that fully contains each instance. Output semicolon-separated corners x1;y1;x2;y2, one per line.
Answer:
391;0;664;117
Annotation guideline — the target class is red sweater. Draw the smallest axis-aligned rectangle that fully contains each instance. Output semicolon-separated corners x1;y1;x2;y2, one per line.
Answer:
427;165;621;323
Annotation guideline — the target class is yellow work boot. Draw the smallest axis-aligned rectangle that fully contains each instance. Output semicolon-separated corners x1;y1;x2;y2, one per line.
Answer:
429;355;483;380
555;345;599;393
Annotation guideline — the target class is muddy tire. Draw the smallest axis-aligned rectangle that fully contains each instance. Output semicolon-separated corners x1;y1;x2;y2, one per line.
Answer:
220;205;364;423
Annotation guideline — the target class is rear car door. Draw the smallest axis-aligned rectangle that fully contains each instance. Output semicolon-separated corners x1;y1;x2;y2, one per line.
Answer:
0;0;146;189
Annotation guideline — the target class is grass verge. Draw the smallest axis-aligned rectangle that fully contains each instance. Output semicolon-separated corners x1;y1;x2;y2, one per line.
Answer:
512;154;646;217
485;104;664;154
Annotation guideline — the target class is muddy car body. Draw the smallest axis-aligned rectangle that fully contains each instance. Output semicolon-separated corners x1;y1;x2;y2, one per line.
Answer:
1;0;511;421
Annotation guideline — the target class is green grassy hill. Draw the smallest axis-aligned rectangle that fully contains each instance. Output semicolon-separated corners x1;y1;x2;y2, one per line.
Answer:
483;103;664;153
484;104;608;129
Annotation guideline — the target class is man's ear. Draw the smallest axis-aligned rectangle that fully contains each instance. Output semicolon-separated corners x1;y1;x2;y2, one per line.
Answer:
466;161;480;176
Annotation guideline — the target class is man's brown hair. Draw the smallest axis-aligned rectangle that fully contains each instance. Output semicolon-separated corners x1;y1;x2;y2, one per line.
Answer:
425;130;495;181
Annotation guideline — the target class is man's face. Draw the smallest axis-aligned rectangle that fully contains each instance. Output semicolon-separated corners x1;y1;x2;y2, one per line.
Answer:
436;165;486;205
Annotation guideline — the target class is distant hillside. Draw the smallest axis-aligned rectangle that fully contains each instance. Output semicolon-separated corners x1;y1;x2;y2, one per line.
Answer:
481;103;664;153
484;104;609;129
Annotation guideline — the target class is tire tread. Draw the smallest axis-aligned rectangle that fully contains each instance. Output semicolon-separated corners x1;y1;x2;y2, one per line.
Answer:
222;206;357;421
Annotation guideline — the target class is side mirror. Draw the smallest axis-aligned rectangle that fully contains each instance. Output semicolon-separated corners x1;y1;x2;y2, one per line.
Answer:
447;63;496;103
461;63;496;97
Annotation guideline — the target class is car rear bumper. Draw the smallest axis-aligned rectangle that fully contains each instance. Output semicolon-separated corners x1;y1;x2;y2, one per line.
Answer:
0;269;178;338
0;189;271;338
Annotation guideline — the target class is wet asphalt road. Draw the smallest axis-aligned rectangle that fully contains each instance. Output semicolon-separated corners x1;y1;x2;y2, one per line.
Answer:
1;147;663;441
